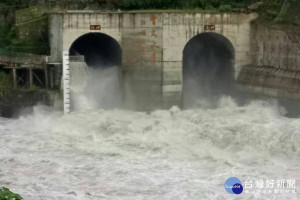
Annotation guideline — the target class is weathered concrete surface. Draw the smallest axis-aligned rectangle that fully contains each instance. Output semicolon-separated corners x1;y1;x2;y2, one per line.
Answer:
237;23;300;101
49;14;64;63
49;11;257;110
237;65;300;100
250;23;300;70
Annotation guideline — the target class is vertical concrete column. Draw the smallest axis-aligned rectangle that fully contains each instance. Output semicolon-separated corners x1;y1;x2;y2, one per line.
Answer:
63;51;70;114
161;13;186;109
29;68;33;88
49;67;54;89
122;13;163;110
44;65;49;89
12;68;17;88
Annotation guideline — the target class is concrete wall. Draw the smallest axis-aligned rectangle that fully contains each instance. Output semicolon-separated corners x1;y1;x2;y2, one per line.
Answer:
62;13;122;52
49;11;257;110
237;23;300;100
49;14;63;63
250;23;300;70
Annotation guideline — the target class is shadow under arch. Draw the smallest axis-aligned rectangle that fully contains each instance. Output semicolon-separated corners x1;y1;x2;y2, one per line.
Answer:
182;32;235;107
69;32;122;68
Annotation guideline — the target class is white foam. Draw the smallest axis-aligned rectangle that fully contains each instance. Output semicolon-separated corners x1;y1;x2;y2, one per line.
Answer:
0;97;299;199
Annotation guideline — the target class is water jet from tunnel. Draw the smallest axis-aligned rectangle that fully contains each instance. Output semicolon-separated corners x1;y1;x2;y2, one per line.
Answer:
68;33;122;110
183;32;235;108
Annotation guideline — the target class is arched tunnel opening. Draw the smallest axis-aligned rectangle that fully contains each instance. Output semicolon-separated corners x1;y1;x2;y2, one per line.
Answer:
69;32;122;68
68;33;122;109
183;32;235;107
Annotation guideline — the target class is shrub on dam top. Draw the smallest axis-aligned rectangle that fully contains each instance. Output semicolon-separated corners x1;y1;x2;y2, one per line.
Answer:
0;71;13;97
0;187;23;200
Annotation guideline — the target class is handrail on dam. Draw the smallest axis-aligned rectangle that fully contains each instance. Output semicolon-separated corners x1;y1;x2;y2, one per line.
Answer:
0;51;48;68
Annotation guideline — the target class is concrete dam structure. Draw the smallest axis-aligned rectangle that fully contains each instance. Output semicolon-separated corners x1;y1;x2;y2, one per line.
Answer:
48;10;300;111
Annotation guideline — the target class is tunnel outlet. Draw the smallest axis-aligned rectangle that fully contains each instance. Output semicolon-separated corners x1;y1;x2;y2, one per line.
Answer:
183;32;235;107
69;32;122;68
68;32;122;110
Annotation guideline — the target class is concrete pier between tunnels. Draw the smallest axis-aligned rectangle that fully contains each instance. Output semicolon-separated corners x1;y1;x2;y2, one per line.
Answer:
183;32;235;107
68;33;122;109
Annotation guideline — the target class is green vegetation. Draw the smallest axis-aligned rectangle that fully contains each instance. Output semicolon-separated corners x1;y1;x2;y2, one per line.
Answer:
255;0;287;21
0;21;48;55
0;0;27;6
0;22;16;51
218;4;232;12
256;0;300;25
121;0;247;10
0;1;49;55
0;187;23;200
0;71;13;97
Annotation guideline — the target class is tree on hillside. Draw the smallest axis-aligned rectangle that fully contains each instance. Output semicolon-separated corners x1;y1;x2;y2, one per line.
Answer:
275;0;291;22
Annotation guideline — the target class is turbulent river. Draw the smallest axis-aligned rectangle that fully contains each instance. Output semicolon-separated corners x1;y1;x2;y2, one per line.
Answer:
0;97;299;199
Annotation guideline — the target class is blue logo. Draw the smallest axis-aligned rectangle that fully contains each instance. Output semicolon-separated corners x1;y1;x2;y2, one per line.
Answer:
224;177;243;194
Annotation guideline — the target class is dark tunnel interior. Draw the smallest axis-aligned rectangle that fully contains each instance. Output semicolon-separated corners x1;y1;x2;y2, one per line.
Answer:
69;32;122;68
183;32;235;107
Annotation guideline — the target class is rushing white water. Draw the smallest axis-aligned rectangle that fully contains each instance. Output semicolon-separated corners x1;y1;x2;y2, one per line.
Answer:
70;64;122;111
0;97;299;199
